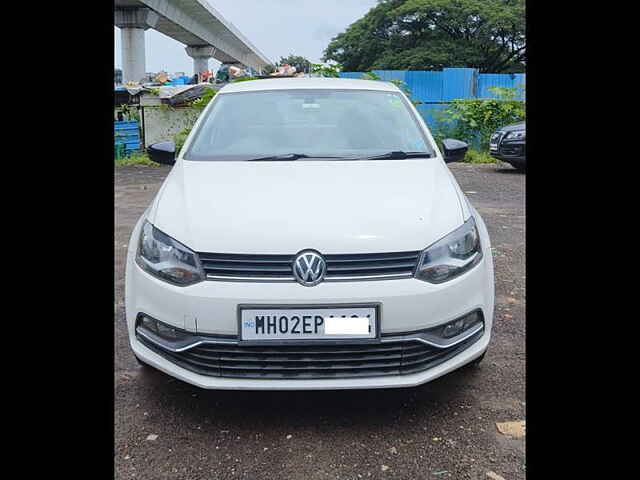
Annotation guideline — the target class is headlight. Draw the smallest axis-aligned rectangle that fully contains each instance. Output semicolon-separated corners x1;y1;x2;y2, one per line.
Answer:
415;216;483;283
136;220;205;286
505;130;525;140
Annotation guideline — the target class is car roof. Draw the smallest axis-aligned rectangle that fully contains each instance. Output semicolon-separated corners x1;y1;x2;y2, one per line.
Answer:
217;77;401;94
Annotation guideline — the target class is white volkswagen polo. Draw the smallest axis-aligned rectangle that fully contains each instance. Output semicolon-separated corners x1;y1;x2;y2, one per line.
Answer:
125;77;494;390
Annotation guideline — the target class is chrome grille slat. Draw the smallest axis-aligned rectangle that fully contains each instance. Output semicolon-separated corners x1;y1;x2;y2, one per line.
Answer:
199;253;293;261
197;250;421;282
200;263;292;272
200;257;293;264
326;261;416;272
186;351;405;364
325;253;419;262
196;344;408;355
215;360;404;371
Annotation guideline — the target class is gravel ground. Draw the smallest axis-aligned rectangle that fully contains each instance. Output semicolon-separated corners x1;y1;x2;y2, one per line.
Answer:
114;162;525;480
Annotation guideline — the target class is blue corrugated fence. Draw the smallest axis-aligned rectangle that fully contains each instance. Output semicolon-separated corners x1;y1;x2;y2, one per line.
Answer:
339;68;524;149
477;73;525;99
405;71;443;102
340;68;525;101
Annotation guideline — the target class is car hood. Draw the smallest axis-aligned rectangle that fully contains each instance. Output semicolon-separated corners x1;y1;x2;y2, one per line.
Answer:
150;159;465;254
499;121;525;132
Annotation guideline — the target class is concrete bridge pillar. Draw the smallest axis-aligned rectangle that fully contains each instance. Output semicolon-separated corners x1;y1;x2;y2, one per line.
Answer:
115;8;159;84
186;45;216;77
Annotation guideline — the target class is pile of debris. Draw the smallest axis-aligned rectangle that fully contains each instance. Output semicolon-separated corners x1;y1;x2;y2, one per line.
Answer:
268;64;305;77
115;83;216;108
215;64;251;83
117;61;310;108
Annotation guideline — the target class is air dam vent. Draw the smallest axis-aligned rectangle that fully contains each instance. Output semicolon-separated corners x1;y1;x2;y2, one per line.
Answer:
137;330;483;379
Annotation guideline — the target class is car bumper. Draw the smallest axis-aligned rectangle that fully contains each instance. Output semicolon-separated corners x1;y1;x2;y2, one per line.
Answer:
124;218;494;390
490;154;526;167
490;141;525;166
130;328;490;390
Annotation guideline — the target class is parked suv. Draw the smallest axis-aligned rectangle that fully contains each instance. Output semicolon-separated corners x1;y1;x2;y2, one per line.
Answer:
129;78;495;390
489;121;525;171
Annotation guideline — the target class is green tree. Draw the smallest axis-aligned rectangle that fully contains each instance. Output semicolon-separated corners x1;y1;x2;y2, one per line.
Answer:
311;63;342;77
323;0;525;73
277;55;312;73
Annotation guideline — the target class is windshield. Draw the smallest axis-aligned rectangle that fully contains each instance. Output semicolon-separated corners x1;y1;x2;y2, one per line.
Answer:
183;89;435;161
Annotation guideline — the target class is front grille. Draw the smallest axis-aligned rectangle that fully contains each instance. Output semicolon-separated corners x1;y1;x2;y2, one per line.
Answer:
137;330;483;379
198;251;421;282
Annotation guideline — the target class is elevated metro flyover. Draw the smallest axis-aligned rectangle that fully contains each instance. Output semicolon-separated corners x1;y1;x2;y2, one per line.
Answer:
115;0;271;82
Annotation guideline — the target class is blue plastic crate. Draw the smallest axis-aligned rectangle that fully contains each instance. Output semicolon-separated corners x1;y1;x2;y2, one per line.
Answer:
114;120;140;155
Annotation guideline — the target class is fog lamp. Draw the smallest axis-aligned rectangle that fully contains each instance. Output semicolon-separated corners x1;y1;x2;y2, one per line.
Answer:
439;310;483;339
443;318;466;338
136;315;189;341
139;315;158;333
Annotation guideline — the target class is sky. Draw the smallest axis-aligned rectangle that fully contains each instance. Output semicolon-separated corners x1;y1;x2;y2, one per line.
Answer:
114;0;378;74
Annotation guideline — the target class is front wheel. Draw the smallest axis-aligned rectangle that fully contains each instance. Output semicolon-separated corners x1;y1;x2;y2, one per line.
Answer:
508;161;525;172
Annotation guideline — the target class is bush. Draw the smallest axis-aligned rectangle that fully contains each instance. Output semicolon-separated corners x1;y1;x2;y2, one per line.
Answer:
361;71;381;81
463;149;497;164
174;127;192;154
189;87;216;111
171;87;218;152
231;76;261;83
115;104;139;122
115;151;159;167
431;113;462;151
432;86;525;152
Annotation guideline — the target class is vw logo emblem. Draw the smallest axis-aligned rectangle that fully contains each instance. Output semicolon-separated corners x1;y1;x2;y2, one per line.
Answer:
293;250;326;286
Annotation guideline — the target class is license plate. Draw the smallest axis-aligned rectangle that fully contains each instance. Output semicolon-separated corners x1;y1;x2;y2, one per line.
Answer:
239;305;378;342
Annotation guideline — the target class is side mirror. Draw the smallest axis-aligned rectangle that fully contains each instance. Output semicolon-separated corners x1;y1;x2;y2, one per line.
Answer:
442;138;469;163
147;141;176;165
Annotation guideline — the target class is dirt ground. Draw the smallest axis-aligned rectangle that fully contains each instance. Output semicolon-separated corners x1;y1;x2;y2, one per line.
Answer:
114;162;525;480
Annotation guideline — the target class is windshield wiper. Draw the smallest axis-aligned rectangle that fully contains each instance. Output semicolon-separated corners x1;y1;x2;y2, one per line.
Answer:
350;151;433;160
247;153;342;161
246;151;432;161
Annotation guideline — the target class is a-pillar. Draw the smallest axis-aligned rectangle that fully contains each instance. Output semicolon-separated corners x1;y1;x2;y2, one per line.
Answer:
186;46;216;77
115;8;159;83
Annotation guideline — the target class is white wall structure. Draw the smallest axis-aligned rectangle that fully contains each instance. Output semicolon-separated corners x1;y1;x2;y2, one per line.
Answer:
142;106;200;148
114;0;270;78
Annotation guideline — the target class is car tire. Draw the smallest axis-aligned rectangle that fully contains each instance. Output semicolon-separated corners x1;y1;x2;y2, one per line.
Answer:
507;161;525;172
